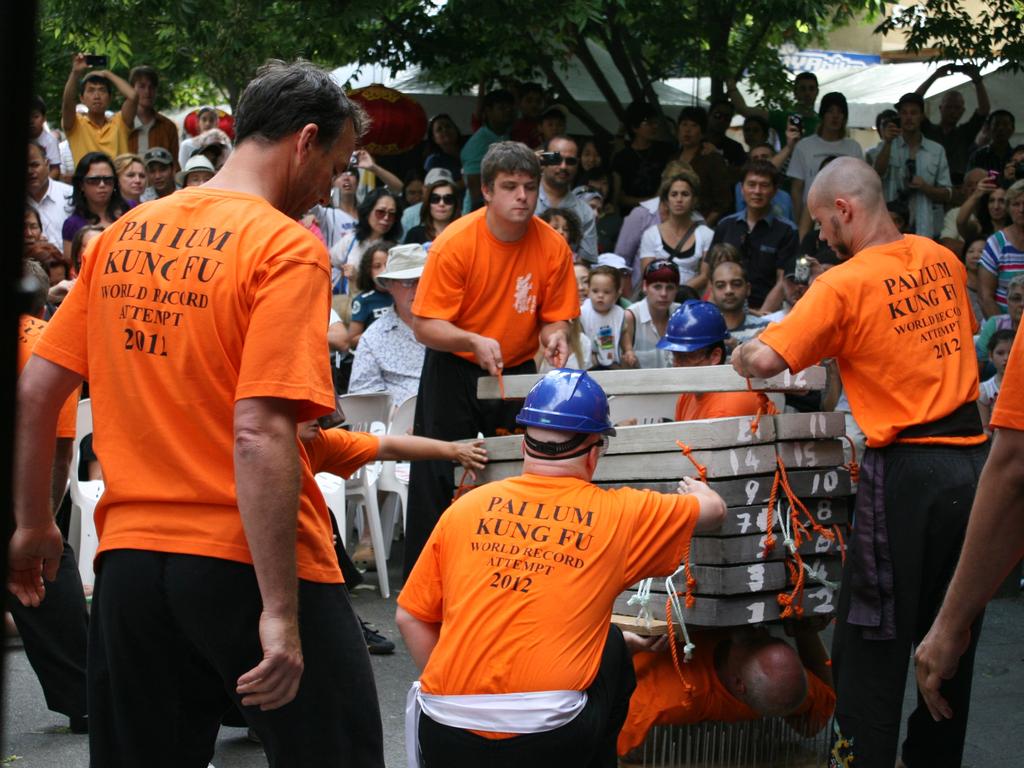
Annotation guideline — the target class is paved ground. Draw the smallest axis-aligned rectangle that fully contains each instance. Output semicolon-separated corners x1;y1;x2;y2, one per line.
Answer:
3;547;1021;767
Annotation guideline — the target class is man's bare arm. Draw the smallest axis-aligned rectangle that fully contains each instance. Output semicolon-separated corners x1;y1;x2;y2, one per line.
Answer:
731;338;789;379
51;437;73;512
412;316;503;375
62;55;87;134
233;396;304;711
396;605;442;672
916;426;1024;720
11;357;83;606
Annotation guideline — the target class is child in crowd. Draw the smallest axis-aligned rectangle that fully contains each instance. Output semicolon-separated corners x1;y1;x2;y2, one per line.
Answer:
978;328;1014;433
348;241;395;348
581;265;637;368
539;206;583;261
574;262;590;304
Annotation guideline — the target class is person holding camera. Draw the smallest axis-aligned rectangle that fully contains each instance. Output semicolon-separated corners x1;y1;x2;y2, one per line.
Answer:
914;64;991;186
787;92;863;237
61;53;138;166
872;92;953;240
535;135;599;263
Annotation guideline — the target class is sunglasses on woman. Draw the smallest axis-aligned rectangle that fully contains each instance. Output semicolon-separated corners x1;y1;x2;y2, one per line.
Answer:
373;208;397;219
429;193;455;205
84;175;116;186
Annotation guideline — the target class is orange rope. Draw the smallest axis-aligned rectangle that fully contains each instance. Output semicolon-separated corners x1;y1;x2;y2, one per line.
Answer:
452;468;478;501
675;440;708;482
744;377;777;435
841;434;860;484
496;368;506;400
762;468;781;556
665;596;694;694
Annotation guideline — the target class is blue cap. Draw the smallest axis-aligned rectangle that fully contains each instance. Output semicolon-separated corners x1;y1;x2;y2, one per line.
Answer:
657;300;730;352
516;369;615;435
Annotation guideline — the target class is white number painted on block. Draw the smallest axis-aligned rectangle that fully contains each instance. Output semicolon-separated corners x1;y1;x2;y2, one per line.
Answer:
824;470;839;493
816;500;833;521
810;586;835;614
729;449;739;475
744;448;760;472
737;512;752;534
745;479;760;505
747;601;766;623
747;564;765;592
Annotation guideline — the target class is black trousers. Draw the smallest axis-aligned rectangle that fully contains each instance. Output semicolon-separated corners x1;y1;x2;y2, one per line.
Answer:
88;550;384;768
7;539;88;719
403;350;534;579
830;442;988;768
419;626;636;768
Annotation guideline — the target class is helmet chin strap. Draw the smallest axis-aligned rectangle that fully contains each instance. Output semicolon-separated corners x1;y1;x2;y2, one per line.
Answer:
523;432;602;461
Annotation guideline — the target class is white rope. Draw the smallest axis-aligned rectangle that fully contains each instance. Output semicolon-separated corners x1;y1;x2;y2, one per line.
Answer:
777;498;840;591
664;565;695;661
627;577;655;629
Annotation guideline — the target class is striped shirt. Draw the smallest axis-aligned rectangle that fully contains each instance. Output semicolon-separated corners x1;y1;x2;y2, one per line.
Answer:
981;230;1024;312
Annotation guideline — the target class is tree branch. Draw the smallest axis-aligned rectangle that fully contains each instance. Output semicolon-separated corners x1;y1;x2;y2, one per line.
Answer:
572;29;626;124
539;59;612;141
601;8;646;105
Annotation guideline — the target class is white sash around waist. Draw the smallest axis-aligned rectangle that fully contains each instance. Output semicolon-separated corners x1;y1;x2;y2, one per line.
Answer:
405;680;587;767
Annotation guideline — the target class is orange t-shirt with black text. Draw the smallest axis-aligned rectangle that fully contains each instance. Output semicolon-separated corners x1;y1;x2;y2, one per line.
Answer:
675;389;774;422
302;427;379;477
412;209;580;367
18;315;78;439
33;187;341;582
398;474;699;703
991;331;1024;431
618;638;835;755
759;235;981;447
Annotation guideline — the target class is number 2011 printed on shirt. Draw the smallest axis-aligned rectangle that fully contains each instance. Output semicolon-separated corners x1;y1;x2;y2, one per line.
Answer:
490;572;532;593
123;327;168;356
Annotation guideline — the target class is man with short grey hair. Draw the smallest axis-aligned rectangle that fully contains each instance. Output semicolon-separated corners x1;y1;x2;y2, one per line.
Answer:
13;59;383;766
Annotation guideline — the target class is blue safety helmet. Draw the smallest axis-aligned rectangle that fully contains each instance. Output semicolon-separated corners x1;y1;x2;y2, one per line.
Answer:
516;369;616;435
656;300;730;353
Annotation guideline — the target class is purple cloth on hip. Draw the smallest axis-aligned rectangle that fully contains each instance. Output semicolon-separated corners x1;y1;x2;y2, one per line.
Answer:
846;449;896;640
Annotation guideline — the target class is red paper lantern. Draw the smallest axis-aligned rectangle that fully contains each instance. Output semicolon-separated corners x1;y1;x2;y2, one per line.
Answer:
182;108;235;140
347;84;427;156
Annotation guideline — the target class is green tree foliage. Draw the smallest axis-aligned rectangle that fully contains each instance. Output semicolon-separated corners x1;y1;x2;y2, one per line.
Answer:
34;0;356;110
875;0;1024;71
36;0;883;134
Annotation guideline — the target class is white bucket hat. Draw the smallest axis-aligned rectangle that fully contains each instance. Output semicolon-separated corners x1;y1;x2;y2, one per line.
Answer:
375;243;428;288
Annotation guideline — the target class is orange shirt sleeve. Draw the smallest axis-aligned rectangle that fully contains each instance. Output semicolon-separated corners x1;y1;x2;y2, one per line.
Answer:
396;512;446;624
618;488;699;584
55;388;80;438
236;257;335;421
991;331;1024;430
34;264;94;379
305;428;380;478
759;280;847;374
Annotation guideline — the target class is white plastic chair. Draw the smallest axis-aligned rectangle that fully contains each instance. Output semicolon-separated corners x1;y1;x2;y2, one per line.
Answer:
378;395;416;547
67;399;104;587
314;472;347;547
608;393;677;425
338;392;393;598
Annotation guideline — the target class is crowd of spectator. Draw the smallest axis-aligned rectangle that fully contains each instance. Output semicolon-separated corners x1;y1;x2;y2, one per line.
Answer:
22;55;1021;431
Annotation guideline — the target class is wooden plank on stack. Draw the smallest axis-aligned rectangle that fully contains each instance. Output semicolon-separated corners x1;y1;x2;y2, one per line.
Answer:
477;365;827;399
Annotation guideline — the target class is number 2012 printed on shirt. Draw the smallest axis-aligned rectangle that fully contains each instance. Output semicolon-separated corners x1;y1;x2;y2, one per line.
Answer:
934;337;960;359
490;572;532;593
123;327;168;356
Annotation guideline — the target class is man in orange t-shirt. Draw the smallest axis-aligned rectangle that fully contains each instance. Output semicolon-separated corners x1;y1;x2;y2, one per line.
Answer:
9;261;88;733
732;157;987;768
655;300;773;422
12;62;385;767
916;329;1024;724
405;140;580;579
397;370;726;767
618;625;836;758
